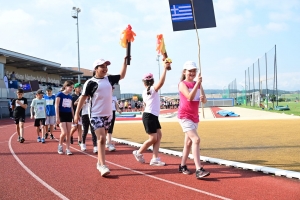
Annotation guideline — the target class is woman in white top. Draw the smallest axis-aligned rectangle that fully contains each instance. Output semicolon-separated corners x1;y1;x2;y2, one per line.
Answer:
132;61;170;166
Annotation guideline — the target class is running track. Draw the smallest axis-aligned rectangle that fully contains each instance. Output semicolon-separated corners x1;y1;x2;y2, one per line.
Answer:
0;118;299;199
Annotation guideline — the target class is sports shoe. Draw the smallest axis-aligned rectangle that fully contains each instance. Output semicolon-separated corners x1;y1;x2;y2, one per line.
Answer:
133;150;145;163
150;157;166;166
45;132;49;139
195;167;210;179
58;145;63;155
179;164;192;175
41;138;45;143
17;136;20;142
78;141;81;146
80;143;86;151
50;134;54;139
66;149;73;155
108;144;116;152
96;163;110;177
93;146;98;154
70;136;73;144
37;136;41;142
19;137;25;143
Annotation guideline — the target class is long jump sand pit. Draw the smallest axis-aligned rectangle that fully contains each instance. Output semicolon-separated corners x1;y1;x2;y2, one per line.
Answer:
113;107;300;172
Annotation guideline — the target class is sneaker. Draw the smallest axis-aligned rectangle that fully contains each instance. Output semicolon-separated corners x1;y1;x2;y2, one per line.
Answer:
50;134;54;139
78;141;81;146
93;146;98;154
108;144;116;152
150;157;166;166
20;137;25;143
45;132;49;139
17;136;20;142
41;138;45;143
58;145;63;155
133;150;145;163
179;165;192;175
37;136;41;142
195;167;210;179
80;143;86;151
96;163;110;177
66;149;73;155
70;136;73;144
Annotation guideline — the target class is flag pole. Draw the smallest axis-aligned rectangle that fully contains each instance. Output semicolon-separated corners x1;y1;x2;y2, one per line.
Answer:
190;0;205;118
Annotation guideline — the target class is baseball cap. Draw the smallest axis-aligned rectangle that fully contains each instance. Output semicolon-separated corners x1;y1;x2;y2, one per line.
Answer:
36;89;45;94
46;86;52;91
93;59;111;69
74;83;82;88
143;73;153;81
183;61;197;70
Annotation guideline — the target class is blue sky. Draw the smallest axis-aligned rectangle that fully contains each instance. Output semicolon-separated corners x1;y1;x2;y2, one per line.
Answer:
0;0;299;93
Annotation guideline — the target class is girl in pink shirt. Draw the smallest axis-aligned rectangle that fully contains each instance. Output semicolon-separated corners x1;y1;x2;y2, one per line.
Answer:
178;61;210;179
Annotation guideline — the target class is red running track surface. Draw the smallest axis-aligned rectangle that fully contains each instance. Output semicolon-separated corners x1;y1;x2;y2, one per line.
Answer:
0;118;299;200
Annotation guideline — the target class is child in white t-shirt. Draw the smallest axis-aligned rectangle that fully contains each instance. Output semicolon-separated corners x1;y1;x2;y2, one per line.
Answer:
132;61;170;166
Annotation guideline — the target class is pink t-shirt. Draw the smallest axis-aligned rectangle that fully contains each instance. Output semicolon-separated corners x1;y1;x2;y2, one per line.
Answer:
178;81;200;123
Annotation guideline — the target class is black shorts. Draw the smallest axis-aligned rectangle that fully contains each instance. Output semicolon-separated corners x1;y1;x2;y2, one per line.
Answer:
142;112;161;134
59;112;73;122
34;118;46;127
14;115;25;124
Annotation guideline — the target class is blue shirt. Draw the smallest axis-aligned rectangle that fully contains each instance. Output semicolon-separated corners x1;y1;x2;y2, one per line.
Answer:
43;94;56;116
56;92;72;113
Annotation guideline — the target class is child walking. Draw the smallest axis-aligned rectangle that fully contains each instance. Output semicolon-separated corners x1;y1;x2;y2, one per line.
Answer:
177;61;210;179
12;89;28;143
132;61;170;166
55;81;74;155
74;57;129;177
44;86;56;140
30;89;47;143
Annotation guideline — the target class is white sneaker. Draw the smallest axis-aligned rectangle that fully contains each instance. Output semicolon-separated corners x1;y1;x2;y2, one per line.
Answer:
96;163;110;176
133;150;145;163
66;149;73;155
93;146;98;154
108;144;116;152
80;143;86;151
58;145;63;155
150;157;165;166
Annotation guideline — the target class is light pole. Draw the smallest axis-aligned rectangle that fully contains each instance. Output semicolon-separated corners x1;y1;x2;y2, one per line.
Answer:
156;55;161;97
72;7;81;83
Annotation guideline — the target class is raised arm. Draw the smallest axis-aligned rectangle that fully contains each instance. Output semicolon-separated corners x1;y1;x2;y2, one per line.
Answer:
120;56;129;80
153;62;170;92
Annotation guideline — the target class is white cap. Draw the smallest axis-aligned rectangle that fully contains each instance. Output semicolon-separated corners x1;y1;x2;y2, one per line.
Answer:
93;59;111;69
183;61;197;70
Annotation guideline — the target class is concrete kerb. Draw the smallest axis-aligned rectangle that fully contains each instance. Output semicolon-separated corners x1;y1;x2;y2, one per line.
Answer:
112;137;300;180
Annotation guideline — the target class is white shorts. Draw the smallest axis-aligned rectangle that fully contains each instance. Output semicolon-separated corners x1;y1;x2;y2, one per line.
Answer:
72;117;82;127
178;118;198;133
45;116;56;125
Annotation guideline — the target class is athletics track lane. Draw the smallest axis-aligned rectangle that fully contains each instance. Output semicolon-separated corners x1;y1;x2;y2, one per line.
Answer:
0;119;300;199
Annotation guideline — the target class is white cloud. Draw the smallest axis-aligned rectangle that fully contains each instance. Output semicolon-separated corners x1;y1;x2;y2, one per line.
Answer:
266;22;288;31
247;25;266;37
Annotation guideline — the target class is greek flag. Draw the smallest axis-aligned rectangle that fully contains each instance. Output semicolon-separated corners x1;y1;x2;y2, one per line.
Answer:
170;4;193;22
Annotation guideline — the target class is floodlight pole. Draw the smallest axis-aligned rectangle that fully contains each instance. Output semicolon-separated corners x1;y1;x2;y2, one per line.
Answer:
72;7;81;83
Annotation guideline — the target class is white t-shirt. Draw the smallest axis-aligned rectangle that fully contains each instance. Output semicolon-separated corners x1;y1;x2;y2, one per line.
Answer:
81;98;90;116
30;98;46;119
82;75;120;117
112;96;118;111
142;86;160;116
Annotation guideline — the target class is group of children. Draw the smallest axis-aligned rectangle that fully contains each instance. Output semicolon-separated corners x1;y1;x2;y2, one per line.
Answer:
11;57;210;179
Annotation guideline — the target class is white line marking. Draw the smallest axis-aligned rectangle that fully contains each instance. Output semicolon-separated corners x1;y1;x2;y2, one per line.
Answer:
8;128;69;200
68;146;232;200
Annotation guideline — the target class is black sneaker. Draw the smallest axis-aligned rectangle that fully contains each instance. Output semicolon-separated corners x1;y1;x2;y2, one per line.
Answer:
196;167;210;179
20;137;25;143
179;164;191;175
70;136;73;144
45;132;49;139
50;134;54;139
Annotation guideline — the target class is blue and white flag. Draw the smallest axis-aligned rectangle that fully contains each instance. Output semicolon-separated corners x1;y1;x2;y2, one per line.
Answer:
170;4;193;22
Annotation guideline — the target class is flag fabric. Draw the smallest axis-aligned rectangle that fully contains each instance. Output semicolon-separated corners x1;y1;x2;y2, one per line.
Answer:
170;4;193;22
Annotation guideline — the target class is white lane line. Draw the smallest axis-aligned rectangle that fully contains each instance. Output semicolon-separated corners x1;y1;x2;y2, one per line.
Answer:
8;129;69;200
68;146;232;200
